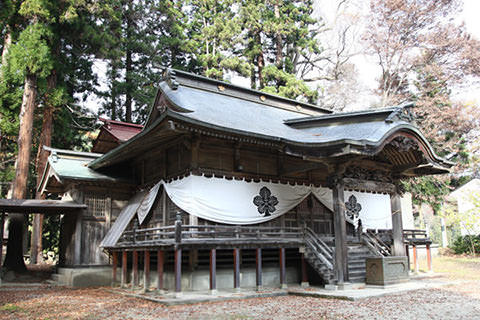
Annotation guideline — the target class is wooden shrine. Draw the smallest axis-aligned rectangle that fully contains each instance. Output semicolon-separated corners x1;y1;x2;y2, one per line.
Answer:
36;69;451;290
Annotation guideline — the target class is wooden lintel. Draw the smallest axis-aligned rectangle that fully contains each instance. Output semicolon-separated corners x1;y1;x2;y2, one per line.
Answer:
343;177;395;194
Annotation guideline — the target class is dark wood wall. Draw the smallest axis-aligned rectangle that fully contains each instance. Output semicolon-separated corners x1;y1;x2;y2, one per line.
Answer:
60;185;132;267
132;135;331;188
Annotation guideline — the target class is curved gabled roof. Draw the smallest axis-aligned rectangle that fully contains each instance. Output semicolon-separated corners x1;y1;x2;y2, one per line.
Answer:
88;69;452;175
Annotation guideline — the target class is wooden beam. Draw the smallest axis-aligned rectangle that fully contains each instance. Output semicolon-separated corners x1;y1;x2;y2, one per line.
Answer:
426;244;432;272
157;249;164;291
405;244;410;270
112;251;118;285
233;248;240;290
333;177;348;284
132;250;139;288
391;191;406;256
256;248;262;290
279;248;287;289
143;251;150;292
74;211;82;265
343;178;395;194
210;249;216;292
121;251;127;288
175;249;182;293
234;143;242;172
191;136;200;173
412;245;418;273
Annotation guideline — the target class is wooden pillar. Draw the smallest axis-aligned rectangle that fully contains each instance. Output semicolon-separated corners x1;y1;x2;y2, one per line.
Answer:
112;251;118;285
279;248;287;289
412;245;418;273
391;190;406;256
426;244;432;272
73;212;82;265
143;250;150;292
405;244;410;270
301;252;309;288
332;177;348;284
132;250;139;288
175;249;182;294
157;249;164;291
256;248;262;290
121;251;128;287
210;249;217;293
233;248;240;291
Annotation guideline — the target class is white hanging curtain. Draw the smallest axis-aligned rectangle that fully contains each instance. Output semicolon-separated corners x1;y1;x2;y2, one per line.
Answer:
137;181;162;224
162;175;333;225
345;191;392;229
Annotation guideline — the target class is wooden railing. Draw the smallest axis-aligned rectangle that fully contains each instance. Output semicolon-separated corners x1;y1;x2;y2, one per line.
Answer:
117;222;303;247
403;229;431;245
362;229;392;256
303;227;334;270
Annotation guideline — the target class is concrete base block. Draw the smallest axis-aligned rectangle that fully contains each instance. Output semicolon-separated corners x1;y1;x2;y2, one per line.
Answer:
300;282;309;288
57;267;113;287
366;256;409;286
280;283;288;289
324;284;338;291
209;289;217;295
337;282;360;290
256;285;263;291
174;292;183;298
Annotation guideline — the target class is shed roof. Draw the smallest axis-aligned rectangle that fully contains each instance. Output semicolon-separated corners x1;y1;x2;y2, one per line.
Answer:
0;199;86;214
38;147;132;194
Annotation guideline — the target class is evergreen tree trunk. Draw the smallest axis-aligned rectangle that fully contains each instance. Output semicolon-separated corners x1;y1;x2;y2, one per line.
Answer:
110;63;117;121
125;48;132;122
256;33;264;89
30;70;56;264
274;1;282;67
1;27;12;78
4;73;37;272
125;2;133;123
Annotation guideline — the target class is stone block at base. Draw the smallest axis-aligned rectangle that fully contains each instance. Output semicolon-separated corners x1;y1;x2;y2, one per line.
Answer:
57;267;113;287
366;256;409;285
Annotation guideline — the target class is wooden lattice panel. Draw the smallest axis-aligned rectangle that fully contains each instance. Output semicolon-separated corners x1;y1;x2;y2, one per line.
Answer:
85;192;108;217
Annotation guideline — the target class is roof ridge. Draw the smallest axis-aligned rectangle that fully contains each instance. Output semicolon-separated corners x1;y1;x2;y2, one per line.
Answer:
162;68;333;115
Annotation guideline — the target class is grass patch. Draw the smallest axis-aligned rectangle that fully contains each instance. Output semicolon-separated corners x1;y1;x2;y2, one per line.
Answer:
0;303;22;312
414;255;480;279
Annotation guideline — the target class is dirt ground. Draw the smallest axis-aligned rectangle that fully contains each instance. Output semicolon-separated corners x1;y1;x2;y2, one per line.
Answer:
0;256;479;320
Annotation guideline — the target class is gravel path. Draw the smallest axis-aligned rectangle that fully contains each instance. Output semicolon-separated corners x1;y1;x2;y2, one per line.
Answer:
0;280;479;320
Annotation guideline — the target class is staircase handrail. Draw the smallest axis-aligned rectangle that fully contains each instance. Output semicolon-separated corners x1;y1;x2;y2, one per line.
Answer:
362;230;391;256
303;227;334;270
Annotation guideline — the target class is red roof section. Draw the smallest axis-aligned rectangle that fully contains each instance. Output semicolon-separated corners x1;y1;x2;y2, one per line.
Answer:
99;118;143;142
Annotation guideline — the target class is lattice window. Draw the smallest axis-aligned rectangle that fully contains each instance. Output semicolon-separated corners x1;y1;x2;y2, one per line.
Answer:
85;193;108;217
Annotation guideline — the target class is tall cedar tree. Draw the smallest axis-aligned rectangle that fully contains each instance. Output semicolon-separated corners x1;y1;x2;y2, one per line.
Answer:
1;0;103;269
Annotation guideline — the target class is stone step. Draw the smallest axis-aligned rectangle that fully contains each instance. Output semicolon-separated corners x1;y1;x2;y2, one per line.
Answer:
51;273;65;285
